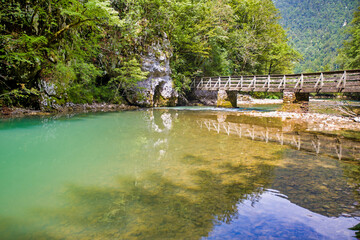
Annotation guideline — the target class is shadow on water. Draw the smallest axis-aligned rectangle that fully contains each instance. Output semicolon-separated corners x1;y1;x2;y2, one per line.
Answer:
3;154;359;239
0;151;279;240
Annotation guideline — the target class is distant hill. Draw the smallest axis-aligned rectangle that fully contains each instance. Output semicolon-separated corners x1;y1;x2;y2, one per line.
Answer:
273;0;360;73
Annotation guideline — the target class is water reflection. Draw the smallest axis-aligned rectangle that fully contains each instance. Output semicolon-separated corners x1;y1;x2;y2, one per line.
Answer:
0;109;359;239
197;112;360;218
206;190;359;240
197;114;360;161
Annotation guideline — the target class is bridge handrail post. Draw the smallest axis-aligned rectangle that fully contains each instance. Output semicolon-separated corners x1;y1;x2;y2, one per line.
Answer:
235;76;242;89
214;77;220;89
197;78;204;88
294;74;304;89
205;77;212;88
249;76;256;88
336;71;347;89
278;75;286;89
223;77;230;89
263;75;271;89
315;72;324;89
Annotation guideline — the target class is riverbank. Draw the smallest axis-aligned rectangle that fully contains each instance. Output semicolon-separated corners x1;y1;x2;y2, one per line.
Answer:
0;103;138;118
2;100;359;133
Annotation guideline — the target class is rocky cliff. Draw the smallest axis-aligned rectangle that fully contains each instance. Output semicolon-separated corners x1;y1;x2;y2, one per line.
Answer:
137;39;178;107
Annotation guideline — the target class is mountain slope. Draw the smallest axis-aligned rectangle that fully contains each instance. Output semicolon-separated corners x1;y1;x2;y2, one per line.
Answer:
273;0;360;73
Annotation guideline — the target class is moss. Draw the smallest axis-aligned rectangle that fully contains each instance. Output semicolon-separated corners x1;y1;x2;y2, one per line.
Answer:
279;103;309;113
217;99;233;108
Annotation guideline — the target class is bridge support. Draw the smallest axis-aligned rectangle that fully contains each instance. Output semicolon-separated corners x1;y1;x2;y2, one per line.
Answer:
217;90;237;108
282;92;310;112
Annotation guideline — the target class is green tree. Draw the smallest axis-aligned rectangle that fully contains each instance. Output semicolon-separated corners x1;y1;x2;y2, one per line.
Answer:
0;0;299;108
0;0;121;106
338;6;360;69
109;58;149;102
274;0;359;73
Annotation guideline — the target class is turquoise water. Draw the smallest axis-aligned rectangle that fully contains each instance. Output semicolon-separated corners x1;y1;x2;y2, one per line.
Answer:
0;108;359;239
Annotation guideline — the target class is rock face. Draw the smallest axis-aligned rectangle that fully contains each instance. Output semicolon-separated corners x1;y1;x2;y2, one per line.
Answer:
188;90;218;106
282;91;310;112
38;80;60;111
38;39;178;109
137;39;178;107
217;90;237;108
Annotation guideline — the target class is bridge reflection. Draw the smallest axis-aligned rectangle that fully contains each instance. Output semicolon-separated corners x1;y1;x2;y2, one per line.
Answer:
197;117;360;161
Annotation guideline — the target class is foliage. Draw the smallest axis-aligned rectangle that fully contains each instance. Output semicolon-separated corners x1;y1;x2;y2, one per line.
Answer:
0;0;122;106
0;0;299;108
168;0;300;94
250;92;282;99
338;6;360;69
109;58;149;102
0;86;39;107
274;0;360;73
349;223;360;239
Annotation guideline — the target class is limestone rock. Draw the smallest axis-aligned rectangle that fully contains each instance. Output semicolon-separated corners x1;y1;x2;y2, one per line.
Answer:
188;90;218;106
39;80;56;96
38;80;59;111
137;38;178;107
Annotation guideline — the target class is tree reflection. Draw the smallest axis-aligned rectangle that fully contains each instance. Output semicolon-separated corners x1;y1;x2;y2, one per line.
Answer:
29;154;278;240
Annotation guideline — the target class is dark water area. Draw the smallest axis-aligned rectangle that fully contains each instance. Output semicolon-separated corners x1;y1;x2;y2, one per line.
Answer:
0;107;359;239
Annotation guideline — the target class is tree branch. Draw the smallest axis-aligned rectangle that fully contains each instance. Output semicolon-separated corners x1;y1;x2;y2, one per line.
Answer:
30;7;39;28
48;18;97;44
0;76;11;90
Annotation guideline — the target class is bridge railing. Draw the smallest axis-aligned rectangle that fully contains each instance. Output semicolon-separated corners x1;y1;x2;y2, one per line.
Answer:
191;69;360;93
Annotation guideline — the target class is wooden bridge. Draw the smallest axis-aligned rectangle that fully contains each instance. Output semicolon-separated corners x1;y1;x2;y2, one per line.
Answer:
191;69;360;93
197;118;360;162
190;69;360;109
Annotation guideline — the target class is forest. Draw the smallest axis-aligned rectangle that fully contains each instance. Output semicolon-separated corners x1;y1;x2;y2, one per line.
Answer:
274;0;360;73
0;0;299;109
0;0;360;109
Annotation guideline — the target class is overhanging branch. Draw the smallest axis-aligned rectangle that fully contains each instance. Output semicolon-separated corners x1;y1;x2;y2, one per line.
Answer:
48;18;97;44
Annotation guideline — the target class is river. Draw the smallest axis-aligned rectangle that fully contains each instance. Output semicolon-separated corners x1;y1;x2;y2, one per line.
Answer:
0;107;359;239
